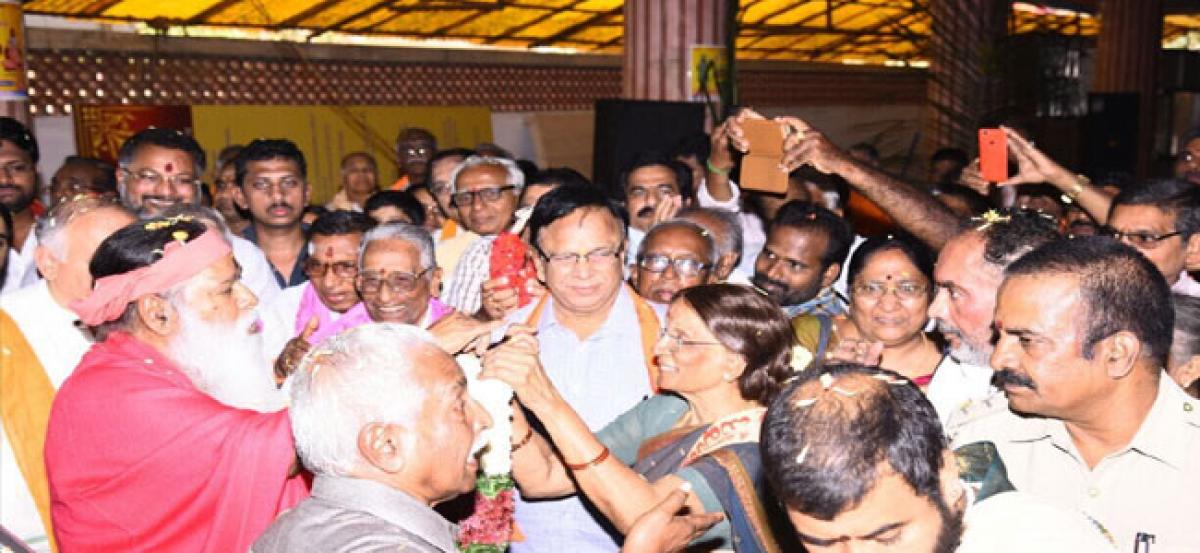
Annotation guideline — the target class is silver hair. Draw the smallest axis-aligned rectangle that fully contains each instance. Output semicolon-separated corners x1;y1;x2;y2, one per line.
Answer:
289;323;439;476
359;222;437;271
637;219;719;266
676;206;743;265
35;196;133;259
448;155;525;195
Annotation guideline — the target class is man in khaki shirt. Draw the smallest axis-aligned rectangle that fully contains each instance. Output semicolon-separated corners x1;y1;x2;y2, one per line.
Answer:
951;236;1200;553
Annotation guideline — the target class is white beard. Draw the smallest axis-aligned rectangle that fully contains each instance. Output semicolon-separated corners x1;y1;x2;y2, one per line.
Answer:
167;304;286;413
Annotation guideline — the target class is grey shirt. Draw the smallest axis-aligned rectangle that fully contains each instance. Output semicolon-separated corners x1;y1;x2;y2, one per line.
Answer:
253;475;458;553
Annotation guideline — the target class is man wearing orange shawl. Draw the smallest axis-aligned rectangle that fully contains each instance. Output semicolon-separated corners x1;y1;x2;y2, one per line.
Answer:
44;216;308;552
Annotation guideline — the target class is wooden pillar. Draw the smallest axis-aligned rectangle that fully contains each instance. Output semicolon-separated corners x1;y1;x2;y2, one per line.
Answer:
1093;0;1162;177
623;0;730;102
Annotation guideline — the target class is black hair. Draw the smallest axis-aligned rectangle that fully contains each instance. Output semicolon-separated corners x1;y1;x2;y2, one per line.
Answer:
117;128;203;175
527;183;628;251
846;234;936;299
363;190;426;228
937;187;991;216
1005;236;1173;366
0;117;38;163
1110;179;1200;241
619;151;695;203
395;127;437;148
671;131;712;163
309;209;375;238
529;167;591;189
234;139;307;188
429;147;476;167
215;145;243;173
789;166;849;210
0;202;11;290
770;200;853;270
1179;127;1200;153
516;159;539;187
963;207;1062;268
55;156;118;195
763;363;949;520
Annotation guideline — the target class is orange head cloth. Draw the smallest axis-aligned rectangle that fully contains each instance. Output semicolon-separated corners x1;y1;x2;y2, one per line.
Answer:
70;228;233;326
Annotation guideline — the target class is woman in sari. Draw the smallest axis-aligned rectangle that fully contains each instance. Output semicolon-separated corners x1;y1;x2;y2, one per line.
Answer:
481;283;798;552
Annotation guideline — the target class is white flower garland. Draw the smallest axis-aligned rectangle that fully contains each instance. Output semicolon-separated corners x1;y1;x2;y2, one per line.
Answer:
458;353;514;475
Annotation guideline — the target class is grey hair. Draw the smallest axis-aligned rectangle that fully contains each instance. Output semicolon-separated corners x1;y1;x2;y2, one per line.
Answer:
35;196;133;259
289;323;438;476
676;206;743;265
359;222;437;271
158;203;232;235
637;219;719;266
448;155;525;195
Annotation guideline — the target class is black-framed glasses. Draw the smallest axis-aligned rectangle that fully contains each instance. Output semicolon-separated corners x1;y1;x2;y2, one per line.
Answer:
120;168;201;189
303;259;358;279
537;245;622;269
637;254;710;277
357;268;433;294
658;329;723;352
450;186;516;207
1100;226;1181;249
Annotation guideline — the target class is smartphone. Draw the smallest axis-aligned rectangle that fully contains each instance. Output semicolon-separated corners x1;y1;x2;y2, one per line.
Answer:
979;128;1008;183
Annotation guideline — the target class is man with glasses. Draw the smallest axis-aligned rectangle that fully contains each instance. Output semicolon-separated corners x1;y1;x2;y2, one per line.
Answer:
233;139;312;289
391;127;437;190
0;118;42;295
505;183;662;553
441;155;524;314
620;152;695;264
1104;179;1200;296
426;148;479;279
751;200;853;318
630;220;717;312
260;210;375;379
47;156;116;207
326;152;379;212
355;222;501;355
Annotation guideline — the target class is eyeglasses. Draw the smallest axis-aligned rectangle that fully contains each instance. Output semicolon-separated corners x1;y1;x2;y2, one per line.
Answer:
852;281;929;301
451;186;516;207
538;246;622;269
1100;226;1181;249
658;329;723;353
637;254;711;277
121;168;201;189
357;268;432;294
246;176;304;193
303;259;358;279
627;185;679;200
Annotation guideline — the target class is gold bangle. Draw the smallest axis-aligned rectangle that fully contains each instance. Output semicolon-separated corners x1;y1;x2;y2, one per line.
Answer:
511;427;534;453
565;446;610;471
1066;174;1089;199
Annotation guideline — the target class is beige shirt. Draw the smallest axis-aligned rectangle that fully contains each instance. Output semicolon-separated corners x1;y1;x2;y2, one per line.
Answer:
950;376;1200;553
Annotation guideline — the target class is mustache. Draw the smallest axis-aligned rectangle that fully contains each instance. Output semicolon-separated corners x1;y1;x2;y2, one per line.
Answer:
934;320;962;338
991;369;1036;390
268;202;293;211
636;206;655;218
751;273;786;291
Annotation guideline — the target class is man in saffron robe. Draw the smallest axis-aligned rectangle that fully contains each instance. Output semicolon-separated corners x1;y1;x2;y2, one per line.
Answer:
44;216;308;552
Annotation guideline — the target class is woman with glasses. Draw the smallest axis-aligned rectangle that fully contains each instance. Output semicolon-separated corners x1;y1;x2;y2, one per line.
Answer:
829;234;943;388
482;283;801;552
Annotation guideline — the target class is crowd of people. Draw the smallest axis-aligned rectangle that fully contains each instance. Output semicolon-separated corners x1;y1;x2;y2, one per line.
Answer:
0;105;1198;553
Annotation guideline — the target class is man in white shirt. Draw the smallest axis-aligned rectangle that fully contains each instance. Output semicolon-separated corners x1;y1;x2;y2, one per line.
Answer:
0;118;44;295
0;196;135;551
1104;179;1200;297
617;152;695;263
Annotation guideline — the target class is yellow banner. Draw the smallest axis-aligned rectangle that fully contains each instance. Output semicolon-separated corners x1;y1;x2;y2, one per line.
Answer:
0;0;26;99
192;105;493;204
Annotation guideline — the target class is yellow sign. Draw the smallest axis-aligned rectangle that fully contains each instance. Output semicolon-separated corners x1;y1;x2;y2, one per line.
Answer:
0;0;26;99
689;45;727;98
192;105;492;204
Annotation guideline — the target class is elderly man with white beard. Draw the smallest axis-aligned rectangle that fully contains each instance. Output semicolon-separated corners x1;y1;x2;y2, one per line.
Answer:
43;216;308;552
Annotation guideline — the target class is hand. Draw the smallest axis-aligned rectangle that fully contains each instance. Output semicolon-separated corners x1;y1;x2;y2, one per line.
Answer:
997;126;1074;189
274;316;318;382
707;119;735;172
775;116;852;176
479;325;559;413
957;160;991;196
621;484;725;553
825;337;885;367
651;194;682;227
428;311;504;355
480;276;547;321
724;107;768;154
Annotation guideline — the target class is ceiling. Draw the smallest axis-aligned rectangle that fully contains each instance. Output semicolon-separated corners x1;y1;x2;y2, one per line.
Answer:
19;0;1200;64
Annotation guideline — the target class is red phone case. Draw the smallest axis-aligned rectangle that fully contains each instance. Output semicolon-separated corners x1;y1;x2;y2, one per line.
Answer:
979;128;1008;183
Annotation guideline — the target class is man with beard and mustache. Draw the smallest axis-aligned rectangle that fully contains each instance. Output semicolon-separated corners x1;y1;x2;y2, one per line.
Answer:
619;152;695;264
233;139;312;289
117;130;280;304
952;237;1200;551
1174;128;1200;186
391;127;437;190
629;220;716;313
44;217;308;552
0;117;42;295
763;363;1114;552
0;197;134;551
926;209;1059;424
751;200;852;318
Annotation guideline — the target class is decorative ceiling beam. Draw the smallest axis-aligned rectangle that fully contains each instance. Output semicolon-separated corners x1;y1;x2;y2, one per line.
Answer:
528;5;620;48
483;0;583;44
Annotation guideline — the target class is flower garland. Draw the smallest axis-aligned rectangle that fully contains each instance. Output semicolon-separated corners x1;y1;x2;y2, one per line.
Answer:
457;354;516;552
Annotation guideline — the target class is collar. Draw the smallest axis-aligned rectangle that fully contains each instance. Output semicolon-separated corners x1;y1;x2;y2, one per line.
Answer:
784;286;845;318
1172;271;1200;297
243;224;312;288
1006;376;1194;470
311;475;457;552
535;283;638;339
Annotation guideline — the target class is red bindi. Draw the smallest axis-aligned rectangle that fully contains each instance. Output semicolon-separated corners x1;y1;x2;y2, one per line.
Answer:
164;162;174;173
324;246;334;257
